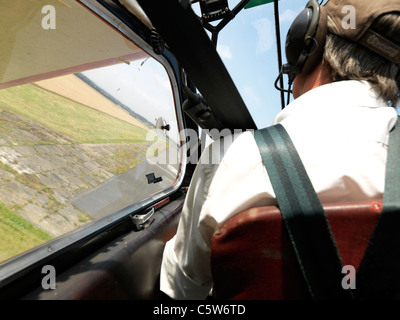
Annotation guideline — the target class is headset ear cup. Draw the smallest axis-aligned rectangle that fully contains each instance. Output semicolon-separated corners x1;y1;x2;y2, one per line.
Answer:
285;7;314;70
301;5;328;75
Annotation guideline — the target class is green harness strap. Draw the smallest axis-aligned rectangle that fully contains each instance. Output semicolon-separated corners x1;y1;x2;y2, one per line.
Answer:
254;124;353;299
255;120;400;299
355;118;400;299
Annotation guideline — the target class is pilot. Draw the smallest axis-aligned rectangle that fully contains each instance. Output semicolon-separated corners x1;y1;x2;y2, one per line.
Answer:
160;0;400;299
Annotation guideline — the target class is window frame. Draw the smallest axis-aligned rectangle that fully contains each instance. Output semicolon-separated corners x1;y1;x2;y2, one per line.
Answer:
0;0;188;289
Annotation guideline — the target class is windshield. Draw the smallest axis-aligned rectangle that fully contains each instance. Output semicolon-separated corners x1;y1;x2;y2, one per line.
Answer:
192;0;310;128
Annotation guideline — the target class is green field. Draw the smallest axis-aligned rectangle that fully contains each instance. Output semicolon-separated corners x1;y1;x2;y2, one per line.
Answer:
0;82;154;263
0;83;149;144
0;203;52;263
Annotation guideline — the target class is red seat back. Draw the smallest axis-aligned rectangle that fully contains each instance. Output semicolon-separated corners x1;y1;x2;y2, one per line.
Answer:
210;200;382;300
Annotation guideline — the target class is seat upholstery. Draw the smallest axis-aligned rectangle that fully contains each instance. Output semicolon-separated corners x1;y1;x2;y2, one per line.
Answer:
210;200;382;300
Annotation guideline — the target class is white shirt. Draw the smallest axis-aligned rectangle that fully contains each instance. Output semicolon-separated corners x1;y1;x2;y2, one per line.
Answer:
160;80;398;300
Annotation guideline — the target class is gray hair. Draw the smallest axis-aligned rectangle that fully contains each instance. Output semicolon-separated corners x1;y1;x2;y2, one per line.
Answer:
323;13;400;107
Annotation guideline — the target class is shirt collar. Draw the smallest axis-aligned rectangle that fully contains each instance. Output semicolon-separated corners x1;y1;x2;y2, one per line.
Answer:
273;80;390;124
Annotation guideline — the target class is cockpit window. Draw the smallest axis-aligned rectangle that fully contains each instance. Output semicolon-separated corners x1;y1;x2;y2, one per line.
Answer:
0;0;182;263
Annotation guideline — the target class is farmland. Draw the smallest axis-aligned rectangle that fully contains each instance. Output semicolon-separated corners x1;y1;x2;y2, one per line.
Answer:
0;75;154;262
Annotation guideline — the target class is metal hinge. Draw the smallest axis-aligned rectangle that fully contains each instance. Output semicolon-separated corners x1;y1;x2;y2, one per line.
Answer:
131;207;155;230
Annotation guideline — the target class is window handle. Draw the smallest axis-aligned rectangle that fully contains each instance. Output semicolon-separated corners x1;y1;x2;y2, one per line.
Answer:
131;207;155;230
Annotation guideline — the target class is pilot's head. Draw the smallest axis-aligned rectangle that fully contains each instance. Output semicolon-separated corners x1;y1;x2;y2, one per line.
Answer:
284;0;400;105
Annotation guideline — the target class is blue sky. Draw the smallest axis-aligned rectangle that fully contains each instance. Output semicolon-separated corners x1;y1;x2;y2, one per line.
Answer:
193;0;308;129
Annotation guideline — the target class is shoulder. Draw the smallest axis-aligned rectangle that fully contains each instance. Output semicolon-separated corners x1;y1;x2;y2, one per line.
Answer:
198;130;258;166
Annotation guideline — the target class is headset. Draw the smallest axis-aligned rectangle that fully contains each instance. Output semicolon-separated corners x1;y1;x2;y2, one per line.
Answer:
275;0;400;106
275;0;327;104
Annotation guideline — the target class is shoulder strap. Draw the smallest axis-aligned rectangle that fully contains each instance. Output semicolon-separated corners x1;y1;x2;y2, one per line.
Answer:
254;124;354;299
355;117;400;299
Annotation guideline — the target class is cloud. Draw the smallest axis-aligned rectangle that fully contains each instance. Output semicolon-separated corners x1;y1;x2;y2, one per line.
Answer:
217;44;233;59
154;72;172;91
242;86;261;110
252;18;274;54
279;9;299;23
